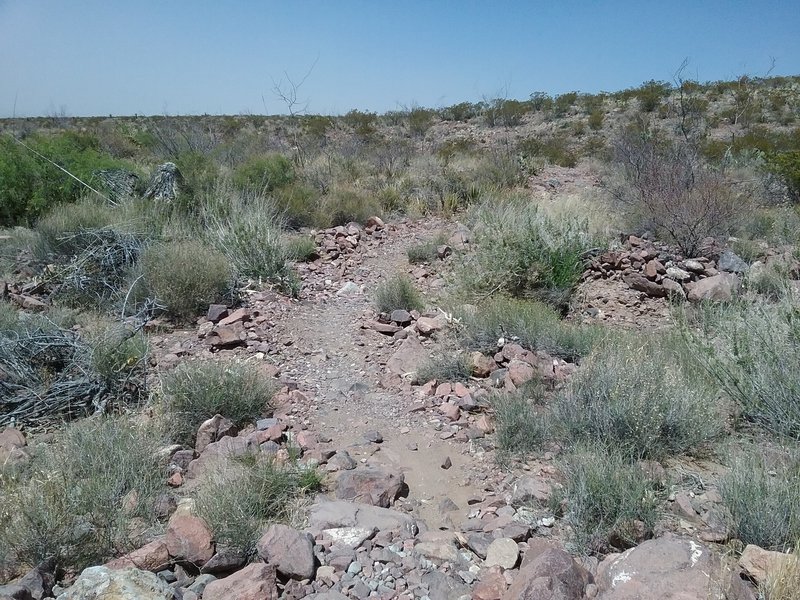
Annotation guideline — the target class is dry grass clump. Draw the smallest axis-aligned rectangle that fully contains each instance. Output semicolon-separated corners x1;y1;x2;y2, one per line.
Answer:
374;273;424;314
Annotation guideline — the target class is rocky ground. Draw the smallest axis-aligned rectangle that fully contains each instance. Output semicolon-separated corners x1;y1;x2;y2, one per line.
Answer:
3;177;798;600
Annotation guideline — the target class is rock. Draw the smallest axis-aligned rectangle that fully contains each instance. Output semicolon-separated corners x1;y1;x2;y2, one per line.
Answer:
195;414;237;454
387;335;426;377
739;544;795;586
202;563;277;600
186;435;259;479
0;583;33;599
334;467;405;507
308;500;417;538
5;558;56;600
507;360;535;386
503;545;588;600
390;309;412;324
662;278;686;300
328;450;357;470
200;546;246;574
206;304;228;323
416;316;444;335
55;566;173;600
596;535;721;599
323;526;375;550
205;326;245;349
441;456;452;469
256;524;315;580
366;216;384;229
363;430;383;443
0;428;28;467
473;567;508;600
471;352;498;378
719;250;749;274
106;538;170;572
510;477;552;506
643;259;663;279
414;534;460;563
687;273;740;302
665;266;691;282
684;259;705;272
485;538;519;569
336;282;360;296
624;273;667;297
165;513;215;565
369;321;402;335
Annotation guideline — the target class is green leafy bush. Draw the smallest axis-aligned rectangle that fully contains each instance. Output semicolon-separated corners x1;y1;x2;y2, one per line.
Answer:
588;110;604;131
764;150;800;203
554;339;720;460
517;136;577;168
721;448;800;551
161;360;277;446
0;417;165;571
195;456;322;557
141;239;231;321
342;110;379;138
559;445;662;553
492;388;548;457
636;80;672;112
233;154;295;193
274;183;320;229
374;273;424;314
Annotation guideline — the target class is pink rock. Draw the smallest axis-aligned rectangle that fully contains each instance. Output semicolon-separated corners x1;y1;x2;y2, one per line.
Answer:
166;514;215;565
203;563;277;600
440;402;461;421
507;360;535;386
474;566;508;600
106;537;170;572
435;383;452;397
415;316;444;335
256;524;316;580
217;307;249;327
453;382;470;398
471;352;498;378
195;414;237;454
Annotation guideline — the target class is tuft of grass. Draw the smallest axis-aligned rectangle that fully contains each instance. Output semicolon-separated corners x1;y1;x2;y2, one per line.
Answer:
141;239;232;322
721;447;800;551
686;291;800;440
321;188;382;227
461;198;596;309
762;544;800;600
553;338;720;460
161;360;277;447
374;274;424;314
34;198;118;259
492;387;549;458
283;234;317;262
559;444;662;554
195;456;322;558
0;416;165;571
455;297;600;361
415;351;472;384
407;233;448;264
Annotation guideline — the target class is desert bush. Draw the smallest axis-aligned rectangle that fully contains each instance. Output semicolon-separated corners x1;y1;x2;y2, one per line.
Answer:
322;188;381;227
687;292;800;439
140;239;231;321
588;110;604;131
553;92;579;117
439;102;480;122
492;388;549;457
195;456;322;557
415;351;471;384
462;199;595;308
559;445;662;554
274;182;320;228
483;99;531;127
233;153;295;193
517;136;577;168
610;130;747;255
0;227;39;277
0;416;165;570
342;110;378;138
283;234;317;262
553;338;720;460
455;297;599;360
34;198;118;259
764;150;800;203
0;132;130;226
408;107;435;136
721;447;800;551
374;274;424;314
161;360;277;447
636;80;672;112
407;233;448;264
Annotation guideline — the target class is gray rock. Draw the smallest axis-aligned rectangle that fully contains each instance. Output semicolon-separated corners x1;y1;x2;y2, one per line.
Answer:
485;538;519;569
186;574;217;595
55;567;173;600
719;250;749;274
390;309;412;325
309;501;418;538
334;467;405;507
665;266;691;281
687;273;740;302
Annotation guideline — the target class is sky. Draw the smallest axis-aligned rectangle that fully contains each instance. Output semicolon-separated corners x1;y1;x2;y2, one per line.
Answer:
1;1;798;118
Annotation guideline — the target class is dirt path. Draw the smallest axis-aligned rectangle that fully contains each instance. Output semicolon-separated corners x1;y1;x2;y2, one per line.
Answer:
271;220;494;528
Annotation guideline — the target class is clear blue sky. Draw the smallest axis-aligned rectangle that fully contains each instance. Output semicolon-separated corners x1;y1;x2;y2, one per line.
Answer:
1;0;798;118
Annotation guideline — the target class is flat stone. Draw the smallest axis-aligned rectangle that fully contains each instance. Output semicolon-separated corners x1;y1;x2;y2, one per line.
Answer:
485;538;519;569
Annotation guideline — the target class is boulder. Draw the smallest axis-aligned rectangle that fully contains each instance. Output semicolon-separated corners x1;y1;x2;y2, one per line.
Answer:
55;566;173;600
202;563;277;600
165;513;215;565
718;250;749;274
502;545;589;600
386;336;426;377
334;467;404;507
485;538;519;569
686;273;740;302
256;524;315;580
739;544;795;587
596;535;722;599
106;538;170;572
308;500;417;538
471;352;498;378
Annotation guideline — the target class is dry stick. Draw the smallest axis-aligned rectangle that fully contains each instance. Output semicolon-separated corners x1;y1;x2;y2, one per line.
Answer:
8;135;118;206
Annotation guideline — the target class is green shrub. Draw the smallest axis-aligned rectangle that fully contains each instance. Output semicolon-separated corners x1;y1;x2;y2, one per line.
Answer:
161;360;277;447
408;107;435;136
455;297;599;361
141;239;231;321
492;388;548;458
554;339;720;460
274;182;320;228
554;92;578;117
483;99;531;127
0;132;130;226
415;352;471;384
439;102;479;122
721;448;800;551
636;80;672;112
342;110;378;138
374;274;424;314
407;233;448;264
588;110;604;131
283;234;317;262
559;445;662;553
687;293;800;439
322;188;381;227
764;150;800;203
462;199;594;308
517;136;577;168
195;456;322;557
233;154;295;193
0;417;165;570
